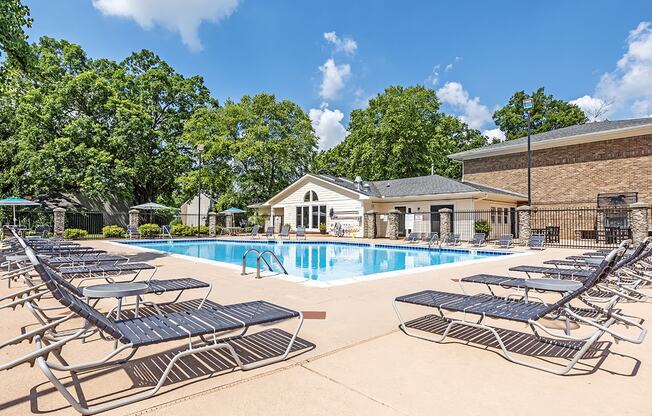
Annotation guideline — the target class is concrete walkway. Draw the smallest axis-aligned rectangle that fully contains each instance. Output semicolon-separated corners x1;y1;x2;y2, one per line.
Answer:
1;238;650;415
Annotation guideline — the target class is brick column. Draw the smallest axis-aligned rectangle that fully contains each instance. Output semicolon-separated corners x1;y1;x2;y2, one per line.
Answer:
630;202;650;244
439;208;452;242
364;210;377;239
386;209;400;240
128;209;140;230
517;205;531;241
53;208;66;238
208;212;217;237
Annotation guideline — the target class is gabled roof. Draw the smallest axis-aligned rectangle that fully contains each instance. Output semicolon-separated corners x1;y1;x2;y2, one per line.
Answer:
314;174;526;199
449;117;652;160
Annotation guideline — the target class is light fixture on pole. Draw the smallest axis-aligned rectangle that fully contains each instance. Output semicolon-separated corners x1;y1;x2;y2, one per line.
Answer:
523;98;533;207
196;144;205;237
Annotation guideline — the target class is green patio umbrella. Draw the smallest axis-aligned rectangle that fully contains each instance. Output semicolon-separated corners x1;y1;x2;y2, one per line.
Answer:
0;196;41;226
220;207;246;214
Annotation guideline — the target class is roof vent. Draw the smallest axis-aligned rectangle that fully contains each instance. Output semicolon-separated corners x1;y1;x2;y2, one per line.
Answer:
354;176;363;190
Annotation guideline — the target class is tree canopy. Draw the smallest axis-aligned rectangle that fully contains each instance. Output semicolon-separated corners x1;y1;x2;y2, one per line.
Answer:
492;87;587;140
181;93;317;208
0;37;214;204
0;0;33;71
313;85;486;180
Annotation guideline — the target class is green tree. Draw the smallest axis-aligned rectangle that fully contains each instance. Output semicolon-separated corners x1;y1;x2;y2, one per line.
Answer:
181;93;317;208
492;87;587;140
0;0;33;71
0;37;213;203
313;85;486;180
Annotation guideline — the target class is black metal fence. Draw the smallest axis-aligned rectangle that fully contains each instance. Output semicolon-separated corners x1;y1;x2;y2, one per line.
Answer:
530;207;632;248
0;208;54;234
65;211;105;238
394;209;518;242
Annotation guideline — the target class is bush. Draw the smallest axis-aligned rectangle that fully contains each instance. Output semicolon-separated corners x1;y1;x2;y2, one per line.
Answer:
474;220;491;234
248;213;267;227
319;223;327;233
171;224;194;236
139;223;161;237
64;228;88;240
102;225;126;238
169;218;182;226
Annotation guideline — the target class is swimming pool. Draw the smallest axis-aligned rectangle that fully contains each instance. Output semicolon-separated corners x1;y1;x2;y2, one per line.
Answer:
120;239;511;284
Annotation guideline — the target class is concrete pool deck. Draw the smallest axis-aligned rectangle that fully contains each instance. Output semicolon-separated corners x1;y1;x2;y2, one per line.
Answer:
1;236;651;415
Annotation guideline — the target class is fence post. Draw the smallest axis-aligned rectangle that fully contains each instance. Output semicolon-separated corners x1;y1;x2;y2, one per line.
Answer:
129;209;140;230
516;205;531;242
364;210;376;239
53;208;66;238
630;202;650;244
439;208;452;242
208;212;217;237
386;209;400;240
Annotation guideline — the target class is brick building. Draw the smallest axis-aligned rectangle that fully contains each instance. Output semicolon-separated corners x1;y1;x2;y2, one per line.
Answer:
449;118;652;207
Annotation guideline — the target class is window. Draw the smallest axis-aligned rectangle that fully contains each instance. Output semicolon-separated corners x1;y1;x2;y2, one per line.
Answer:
490;207;496;224
503;208;509;224
303;191;318;202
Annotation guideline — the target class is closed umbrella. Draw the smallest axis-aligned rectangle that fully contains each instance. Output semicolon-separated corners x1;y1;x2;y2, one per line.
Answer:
0;196;40;226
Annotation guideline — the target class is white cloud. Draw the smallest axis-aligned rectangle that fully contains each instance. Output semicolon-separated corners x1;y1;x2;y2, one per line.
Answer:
482;128;506;142
309;105;348;149
444;63;453;72
573;21;652;120
570;95;611;121
92;0;239;51
427;64;441;86
323;32;357;55
318;58;351;100
436;81;492;129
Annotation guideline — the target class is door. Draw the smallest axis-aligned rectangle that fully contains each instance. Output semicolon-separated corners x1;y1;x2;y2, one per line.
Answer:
395;206;406;236
430;204;454;234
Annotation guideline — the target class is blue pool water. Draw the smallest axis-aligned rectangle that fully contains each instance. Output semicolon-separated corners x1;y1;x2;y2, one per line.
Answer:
121;239;508;282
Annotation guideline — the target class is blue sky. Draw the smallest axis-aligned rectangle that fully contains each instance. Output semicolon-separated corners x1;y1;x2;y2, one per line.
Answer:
23;0;652;147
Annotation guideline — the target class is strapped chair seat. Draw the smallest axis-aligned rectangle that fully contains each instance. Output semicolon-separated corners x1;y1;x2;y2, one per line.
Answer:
43;255;128;267
59;262;155;276
508;265;592;278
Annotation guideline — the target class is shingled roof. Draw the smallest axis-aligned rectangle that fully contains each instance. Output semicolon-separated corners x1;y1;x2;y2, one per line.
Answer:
314;174;525;199
449;117;652;160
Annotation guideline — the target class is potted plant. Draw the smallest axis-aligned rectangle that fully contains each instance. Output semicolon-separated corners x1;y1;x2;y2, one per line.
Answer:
319;223;327;234
474;219;491;235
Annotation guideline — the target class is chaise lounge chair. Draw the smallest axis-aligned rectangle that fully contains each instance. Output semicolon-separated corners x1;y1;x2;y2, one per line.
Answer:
420;232;439;246
279;225;290;240
405;232;421;243
528;234;546;250
0;258;305;414
250;224;261;239
265;226;274;239
495;234;513;249
393;248;646;375
296;226;306;240
443;233;460;246
126;225;140;239
471;233;486;247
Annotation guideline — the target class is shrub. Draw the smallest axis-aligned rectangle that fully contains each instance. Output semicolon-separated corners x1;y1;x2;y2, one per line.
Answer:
474;220;491;234
139;223;161;237
102;225;126;238
248;213;267;227
169;218;182;226
64;228;88;240
171;224;194;236
319;223;327;233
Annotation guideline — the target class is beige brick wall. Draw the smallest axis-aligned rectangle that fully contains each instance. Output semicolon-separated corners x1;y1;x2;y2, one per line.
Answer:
463;135;652;206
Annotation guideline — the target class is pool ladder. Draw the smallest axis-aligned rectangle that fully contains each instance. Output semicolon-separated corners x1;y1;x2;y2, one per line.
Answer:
241;249;288;279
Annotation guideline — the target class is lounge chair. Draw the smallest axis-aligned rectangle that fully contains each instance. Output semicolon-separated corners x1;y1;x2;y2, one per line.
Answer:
495;234;513;249
405;232;420;243
443;233;460;246
34;226;50;238
279;225;290;240
393;248;646;375
126;225;140;239
296;226;306;240
250;224;261;239
471;233;486;247
528;234;546;250
420;232;439;246
58;262;157;283
265;226;274;239
0;259;305;414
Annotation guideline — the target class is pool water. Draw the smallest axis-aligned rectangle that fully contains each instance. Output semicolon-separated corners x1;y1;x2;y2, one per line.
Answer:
122;239;508;282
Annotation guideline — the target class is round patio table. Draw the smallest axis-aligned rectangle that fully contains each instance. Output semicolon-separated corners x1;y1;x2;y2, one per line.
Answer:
83;282;149;320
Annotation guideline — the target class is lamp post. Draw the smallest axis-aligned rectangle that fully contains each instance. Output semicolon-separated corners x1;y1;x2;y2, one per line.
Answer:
523;98;533;206
196;144;205;237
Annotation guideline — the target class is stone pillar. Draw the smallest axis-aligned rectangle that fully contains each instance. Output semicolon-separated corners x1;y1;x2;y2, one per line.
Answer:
53;208;66;238
630;202;650;244
364;211;377;239
439;208;452;242
208;212;217;237
516;206;532;241
225;214;234;229
596;209;606;242
128;209;140;230
386;209;400;240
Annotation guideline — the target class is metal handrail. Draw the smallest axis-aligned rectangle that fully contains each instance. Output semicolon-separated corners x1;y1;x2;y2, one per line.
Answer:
256;250;288;279
241;248;272;275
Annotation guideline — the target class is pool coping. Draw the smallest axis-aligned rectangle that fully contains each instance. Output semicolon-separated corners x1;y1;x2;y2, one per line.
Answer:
111;238;533;288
